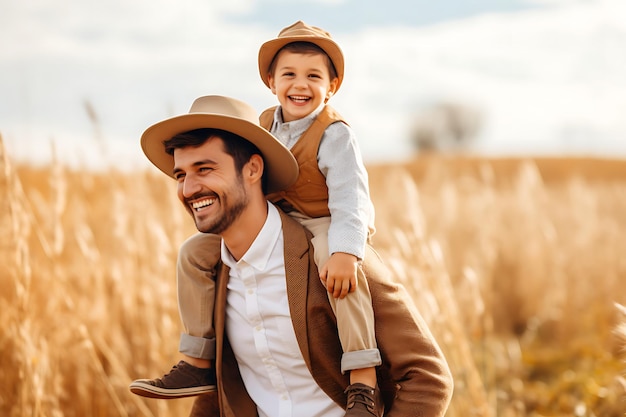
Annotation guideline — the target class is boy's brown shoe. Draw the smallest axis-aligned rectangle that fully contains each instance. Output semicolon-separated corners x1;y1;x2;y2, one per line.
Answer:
129;361;216;399
344;383;382;417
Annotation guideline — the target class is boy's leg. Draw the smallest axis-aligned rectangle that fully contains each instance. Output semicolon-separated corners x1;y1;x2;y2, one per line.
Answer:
329;259;381;417
298;215;381;371
291;213;382;415
130;232;221;399
328;264;381;376
177;232;221;359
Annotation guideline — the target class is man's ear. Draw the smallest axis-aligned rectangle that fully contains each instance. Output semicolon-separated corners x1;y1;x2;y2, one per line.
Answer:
245;154;264;185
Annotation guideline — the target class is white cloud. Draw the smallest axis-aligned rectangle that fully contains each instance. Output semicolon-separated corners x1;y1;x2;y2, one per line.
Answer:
1;0;625;168
263;0;346;4
334;0;626;158
522;0;590;5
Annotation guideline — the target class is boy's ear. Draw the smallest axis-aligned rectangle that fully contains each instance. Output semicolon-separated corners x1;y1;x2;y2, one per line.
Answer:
268;74;277;94
325;78;339;101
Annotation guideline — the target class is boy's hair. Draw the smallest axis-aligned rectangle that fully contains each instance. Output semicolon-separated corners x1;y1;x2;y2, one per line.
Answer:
268;41;338;81
164;128;268;192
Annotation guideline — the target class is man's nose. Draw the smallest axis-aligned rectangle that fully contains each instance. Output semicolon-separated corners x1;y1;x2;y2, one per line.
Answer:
182;174;202;198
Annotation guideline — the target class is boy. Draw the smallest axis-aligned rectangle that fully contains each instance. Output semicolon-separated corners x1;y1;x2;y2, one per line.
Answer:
130;21;382;415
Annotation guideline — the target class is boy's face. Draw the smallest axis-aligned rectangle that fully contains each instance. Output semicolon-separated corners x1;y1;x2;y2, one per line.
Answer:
268;50;338;123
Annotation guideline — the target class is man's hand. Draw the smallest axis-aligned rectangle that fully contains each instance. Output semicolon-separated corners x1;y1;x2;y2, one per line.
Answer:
319;252;358;299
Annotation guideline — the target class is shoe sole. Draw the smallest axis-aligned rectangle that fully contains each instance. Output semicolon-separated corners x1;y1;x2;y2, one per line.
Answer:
129;381;217;399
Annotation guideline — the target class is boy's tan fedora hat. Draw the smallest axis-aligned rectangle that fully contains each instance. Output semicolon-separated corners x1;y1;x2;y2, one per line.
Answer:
140;95;298;194
258;20;344;92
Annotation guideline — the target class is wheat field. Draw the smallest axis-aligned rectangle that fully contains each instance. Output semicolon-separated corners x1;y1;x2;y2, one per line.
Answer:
1;134;626;416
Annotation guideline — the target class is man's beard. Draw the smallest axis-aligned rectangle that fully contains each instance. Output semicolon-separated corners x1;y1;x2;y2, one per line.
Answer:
196;194;247;235
194;178;249;235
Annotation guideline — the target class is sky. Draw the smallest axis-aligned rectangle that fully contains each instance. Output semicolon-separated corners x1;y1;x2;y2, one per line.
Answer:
1;0;625;170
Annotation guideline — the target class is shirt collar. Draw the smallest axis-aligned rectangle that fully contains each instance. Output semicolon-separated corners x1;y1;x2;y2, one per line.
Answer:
272;103;325;133
221;202;282;271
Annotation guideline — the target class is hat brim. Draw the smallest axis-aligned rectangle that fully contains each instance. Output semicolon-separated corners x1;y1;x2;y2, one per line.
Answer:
258;36;344;91
141;113;298;194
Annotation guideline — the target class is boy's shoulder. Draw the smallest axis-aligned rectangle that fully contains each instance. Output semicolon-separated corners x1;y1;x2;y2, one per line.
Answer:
316;105;350;131
320;105;344;123
259;106;278;129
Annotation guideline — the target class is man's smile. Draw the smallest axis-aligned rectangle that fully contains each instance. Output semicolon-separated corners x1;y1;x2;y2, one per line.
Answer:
191;197;216;212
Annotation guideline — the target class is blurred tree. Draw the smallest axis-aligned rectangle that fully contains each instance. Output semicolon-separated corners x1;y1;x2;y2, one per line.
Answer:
410;101;483;153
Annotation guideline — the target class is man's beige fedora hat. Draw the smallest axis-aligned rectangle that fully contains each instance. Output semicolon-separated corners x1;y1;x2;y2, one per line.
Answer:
258;20;345;92
140;95;298;194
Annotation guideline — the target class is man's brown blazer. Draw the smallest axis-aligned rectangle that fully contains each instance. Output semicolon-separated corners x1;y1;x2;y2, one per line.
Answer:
190;208;453;417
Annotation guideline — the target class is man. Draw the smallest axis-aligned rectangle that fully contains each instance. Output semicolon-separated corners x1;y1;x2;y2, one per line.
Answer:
140;95;453;417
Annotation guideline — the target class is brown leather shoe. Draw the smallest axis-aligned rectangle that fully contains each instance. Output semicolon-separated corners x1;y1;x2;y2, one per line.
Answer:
344;383;382;417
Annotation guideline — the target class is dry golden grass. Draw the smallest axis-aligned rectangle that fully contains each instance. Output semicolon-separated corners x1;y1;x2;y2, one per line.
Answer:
2;133;626;416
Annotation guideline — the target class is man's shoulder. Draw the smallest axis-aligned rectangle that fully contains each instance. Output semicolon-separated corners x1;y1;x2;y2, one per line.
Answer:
274;208;320;285
275;207;314;255
276;207;310;238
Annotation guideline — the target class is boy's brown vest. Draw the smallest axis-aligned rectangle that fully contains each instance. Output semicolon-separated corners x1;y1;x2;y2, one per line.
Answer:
261;105;346;218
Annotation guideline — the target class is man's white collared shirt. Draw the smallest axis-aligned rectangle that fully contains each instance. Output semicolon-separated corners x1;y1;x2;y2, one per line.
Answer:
221;202;343;417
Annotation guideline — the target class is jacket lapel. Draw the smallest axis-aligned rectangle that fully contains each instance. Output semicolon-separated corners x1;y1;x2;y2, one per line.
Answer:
279;210;314;367
279;210;348;406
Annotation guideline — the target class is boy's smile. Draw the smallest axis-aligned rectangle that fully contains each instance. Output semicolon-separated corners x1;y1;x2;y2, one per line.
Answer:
289;95;311;104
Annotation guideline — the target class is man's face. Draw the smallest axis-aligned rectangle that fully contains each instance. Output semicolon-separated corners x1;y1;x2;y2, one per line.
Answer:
172;136;248;234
